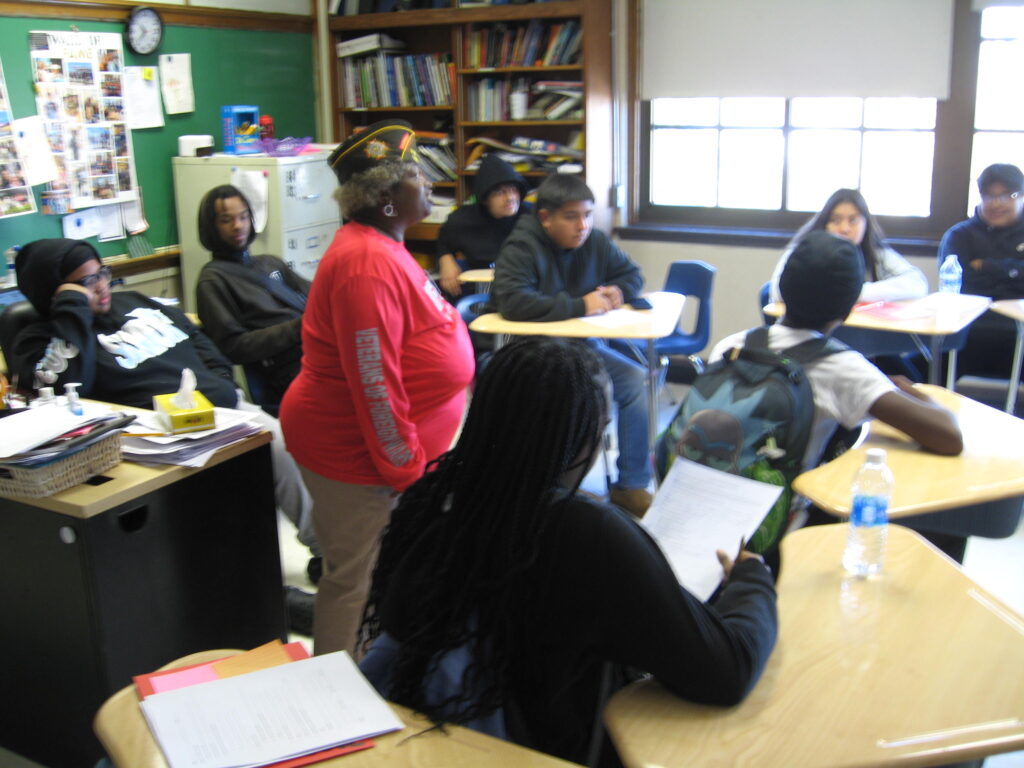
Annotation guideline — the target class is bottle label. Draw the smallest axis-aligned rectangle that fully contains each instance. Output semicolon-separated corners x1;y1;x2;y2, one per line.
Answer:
851;494;889;526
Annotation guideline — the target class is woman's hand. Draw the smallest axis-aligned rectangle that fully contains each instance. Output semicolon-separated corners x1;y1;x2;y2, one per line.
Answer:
717;538;765;580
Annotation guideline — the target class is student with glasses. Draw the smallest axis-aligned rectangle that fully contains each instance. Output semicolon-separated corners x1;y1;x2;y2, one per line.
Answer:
939;163;1024;378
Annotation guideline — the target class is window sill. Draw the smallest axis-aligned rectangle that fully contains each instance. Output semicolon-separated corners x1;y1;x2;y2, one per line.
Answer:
615;223;941;258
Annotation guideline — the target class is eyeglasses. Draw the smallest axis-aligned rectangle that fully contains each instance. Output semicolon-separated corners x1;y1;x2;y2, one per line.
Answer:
72;265;113;288
981;192;1020;204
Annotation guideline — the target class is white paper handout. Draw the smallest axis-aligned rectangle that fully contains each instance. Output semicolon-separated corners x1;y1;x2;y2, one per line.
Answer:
580;308;642;329
123;66;164;129
140;651;404;768
231;168;269;233
62;206;102;239
159;54;194;114
11;115;58;187
641;458;783;601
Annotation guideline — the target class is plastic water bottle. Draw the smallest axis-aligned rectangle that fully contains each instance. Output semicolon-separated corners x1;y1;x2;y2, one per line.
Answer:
843;448;893;577
938;254;963;294
3;245;18;288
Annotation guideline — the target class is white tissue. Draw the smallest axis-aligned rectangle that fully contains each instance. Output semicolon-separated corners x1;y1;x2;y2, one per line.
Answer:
170;368;197;410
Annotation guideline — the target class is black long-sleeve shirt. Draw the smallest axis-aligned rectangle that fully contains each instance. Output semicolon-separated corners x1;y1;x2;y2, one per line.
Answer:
11;290;237;408
379;495;778;764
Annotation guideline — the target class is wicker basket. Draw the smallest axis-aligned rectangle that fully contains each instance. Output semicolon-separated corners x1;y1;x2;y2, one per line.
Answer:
0;432;122;499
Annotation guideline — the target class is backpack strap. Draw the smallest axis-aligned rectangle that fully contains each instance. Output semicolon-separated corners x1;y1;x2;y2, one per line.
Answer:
741;325;847;365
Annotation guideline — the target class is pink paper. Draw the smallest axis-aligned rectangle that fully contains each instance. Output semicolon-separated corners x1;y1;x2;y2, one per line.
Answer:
149;664;220;694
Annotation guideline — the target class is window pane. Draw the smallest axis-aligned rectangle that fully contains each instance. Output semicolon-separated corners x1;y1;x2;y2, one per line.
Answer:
651;98;718;127
864;98;936;129
981;6;1024;39
975;41;1024;130
860;131;934;216
650;128;718;206
718;129;783;209
787;130;862;212
720;97;785;128
790;98;862;128
968;132;1024;214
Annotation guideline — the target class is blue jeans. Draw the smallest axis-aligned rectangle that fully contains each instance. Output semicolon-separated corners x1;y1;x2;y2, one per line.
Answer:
589;338;651;489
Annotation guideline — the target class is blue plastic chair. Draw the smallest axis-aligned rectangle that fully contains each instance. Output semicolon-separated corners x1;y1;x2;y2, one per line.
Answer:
456;292;491;326
657;261;715;362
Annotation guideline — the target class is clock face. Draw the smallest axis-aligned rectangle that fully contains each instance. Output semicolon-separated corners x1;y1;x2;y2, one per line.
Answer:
126;7;163;56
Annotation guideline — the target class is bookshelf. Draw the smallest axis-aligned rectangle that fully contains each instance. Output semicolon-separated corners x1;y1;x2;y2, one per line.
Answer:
328;0;613;250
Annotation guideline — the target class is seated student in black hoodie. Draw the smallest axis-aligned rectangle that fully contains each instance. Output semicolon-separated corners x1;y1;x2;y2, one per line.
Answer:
195;185;310;417
435;154;532;298
10;238;318;624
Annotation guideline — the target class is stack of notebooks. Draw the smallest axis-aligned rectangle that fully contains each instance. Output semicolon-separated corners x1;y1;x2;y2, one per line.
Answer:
137;640;403;768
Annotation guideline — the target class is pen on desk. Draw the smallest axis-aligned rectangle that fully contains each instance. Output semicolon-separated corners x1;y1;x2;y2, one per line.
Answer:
856;301;885;312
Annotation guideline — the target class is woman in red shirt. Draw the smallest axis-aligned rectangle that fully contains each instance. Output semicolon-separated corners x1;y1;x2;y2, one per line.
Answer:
281;121;475;656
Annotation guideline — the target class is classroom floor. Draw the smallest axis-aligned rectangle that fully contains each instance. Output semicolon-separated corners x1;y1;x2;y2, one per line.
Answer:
276;380;1024;768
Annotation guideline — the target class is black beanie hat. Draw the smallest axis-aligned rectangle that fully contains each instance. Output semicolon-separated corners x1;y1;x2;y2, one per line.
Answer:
327;120;418;186
780;230;865;329
15;238;101;316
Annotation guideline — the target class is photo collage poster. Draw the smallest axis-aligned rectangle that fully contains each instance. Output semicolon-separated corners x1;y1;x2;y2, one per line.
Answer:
30;30;138;215
0;58;37;219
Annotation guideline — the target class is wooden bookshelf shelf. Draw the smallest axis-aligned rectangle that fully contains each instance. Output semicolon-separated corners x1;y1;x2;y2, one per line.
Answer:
330;0;612;242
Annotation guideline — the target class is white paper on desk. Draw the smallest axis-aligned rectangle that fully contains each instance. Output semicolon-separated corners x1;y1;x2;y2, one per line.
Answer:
141;651;403;768
97;204;125;242
123;66;164;129
62;207;103;240
580;308;641;329
158;54;194;115
641;458;783;601
0;403;111;459
11;115;58;186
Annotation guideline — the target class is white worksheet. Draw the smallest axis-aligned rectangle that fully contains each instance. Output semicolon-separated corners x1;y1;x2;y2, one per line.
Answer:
641;458;782;601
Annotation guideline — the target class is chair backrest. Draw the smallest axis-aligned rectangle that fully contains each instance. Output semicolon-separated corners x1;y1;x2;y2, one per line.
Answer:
758;282;772;324
663;261;715;349
0;300;40;377
456;292;492;326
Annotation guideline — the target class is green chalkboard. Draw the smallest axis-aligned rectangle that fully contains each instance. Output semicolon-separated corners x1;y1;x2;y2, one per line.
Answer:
0;16;315;258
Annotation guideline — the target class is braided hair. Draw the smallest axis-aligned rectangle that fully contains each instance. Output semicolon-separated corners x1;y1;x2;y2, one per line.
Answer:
359;336;609;725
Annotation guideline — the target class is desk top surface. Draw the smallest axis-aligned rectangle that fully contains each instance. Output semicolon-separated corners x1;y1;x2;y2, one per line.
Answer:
95;650;580;768
0;403;271;519
458;268;495;283
991;298;1024;323
793;385;1024;517
764;293;991;335
604;523;1024;768
469;290;684;340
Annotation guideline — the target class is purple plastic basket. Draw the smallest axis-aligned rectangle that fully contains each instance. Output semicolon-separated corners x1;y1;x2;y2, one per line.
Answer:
258;137;312;156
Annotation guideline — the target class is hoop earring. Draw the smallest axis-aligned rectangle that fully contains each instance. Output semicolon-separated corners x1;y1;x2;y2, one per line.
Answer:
383;202;396;217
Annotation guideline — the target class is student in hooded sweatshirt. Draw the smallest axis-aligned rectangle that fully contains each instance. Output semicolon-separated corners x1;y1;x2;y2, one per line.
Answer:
435;154;532;298
194;184;310;418
10;238;315;620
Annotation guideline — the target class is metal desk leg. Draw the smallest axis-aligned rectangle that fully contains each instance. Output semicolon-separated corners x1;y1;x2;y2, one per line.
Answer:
646;339;660;490
946;349;958;391
1007;320;1024;413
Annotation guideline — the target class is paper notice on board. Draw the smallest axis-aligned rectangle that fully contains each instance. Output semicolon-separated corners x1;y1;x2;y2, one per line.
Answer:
641;458;782;601
62;207;102;240
121;190;149;234
231;168;269;233
98;203;125;241
11;115;58;186
123;66;164;129
159;54;194;114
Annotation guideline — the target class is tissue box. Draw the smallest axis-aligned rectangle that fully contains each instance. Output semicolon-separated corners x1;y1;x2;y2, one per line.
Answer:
152;391;215;434
221;105;261;155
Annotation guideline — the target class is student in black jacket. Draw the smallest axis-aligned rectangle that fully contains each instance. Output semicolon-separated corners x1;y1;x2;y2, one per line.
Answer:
194;185;310;415
358;336;777;766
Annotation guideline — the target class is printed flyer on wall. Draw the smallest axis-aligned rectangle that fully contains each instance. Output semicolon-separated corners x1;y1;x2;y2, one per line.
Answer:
0;58;37;219
29;30;139;214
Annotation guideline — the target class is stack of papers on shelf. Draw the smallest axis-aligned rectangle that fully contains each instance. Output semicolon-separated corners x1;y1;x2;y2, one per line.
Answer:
0;403;133;469
121;407;264;467
139;643;403;768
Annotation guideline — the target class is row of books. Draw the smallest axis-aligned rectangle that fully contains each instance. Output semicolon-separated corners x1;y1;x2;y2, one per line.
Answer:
464;77;582;122
330;0;447;13
463;19;581;69
464;134;583;174
341;52;454;109
417;136;458;182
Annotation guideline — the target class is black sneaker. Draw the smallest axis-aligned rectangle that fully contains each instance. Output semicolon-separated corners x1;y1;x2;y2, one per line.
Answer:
306;556;323;586
285;586;315;637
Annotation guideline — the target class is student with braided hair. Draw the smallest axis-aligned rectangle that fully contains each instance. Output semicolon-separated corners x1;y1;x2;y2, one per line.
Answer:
358;336;778;766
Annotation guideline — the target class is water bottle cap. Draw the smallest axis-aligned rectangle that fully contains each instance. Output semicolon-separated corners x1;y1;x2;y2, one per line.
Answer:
866;448;887;462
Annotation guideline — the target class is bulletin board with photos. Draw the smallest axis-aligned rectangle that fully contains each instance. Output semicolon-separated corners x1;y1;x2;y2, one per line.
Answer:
0;60;35;219
29;30;138;215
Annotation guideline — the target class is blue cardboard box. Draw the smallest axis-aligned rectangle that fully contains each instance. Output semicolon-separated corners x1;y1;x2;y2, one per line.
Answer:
221;105;261;155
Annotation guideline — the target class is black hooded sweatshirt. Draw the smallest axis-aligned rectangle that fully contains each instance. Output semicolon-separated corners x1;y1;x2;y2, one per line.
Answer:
436;155;533;270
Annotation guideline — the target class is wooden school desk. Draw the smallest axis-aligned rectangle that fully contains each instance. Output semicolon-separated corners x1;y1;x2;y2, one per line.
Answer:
458;267;495;284
95;649;581;768
0;422;286;768
990;298;1024;413
470;291;685;449
604;524;1024;768
792;385;1024;520
764;293;991;386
